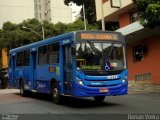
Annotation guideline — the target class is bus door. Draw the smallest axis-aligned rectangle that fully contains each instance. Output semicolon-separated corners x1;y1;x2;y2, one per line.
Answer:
63;44;72;94
11;55;16;87
31;51;37;90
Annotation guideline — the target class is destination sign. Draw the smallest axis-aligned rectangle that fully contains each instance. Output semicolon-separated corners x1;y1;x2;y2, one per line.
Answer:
77;32;119;41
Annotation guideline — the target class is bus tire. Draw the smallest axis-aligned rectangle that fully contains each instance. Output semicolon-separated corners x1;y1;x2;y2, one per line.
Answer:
51;82;61;104
93;96;105;102
19;80;27;97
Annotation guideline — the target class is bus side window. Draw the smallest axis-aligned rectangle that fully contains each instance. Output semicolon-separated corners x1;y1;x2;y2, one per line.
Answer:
23;50;30;66
48;43;60;64
17;52;23;66
38;45;47;65
9;54;11;68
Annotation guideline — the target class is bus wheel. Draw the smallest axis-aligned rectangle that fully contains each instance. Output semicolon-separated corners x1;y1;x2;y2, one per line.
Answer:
19;80;27;97
93;96;105;102
51;82;61;104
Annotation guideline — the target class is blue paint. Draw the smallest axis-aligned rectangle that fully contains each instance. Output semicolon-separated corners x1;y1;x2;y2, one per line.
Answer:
9;30;128;98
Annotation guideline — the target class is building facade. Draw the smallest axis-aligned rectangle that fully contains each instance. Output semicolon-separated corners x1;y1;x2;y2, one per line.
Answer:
95;0;160;84
0;0;34;28
34;0;72;23
0;0;72;28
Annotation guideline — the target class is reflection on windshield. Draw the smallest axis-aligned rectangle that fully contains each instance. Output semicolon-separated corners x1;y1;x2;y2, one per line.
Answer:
76;41;126;71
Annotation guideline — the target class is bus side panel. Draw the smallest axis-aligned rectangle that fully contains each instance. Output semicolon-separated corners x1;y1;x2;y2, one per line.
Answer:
8;69;12;87
9;69;17;88
14;67;30;90
9;55;16;88
36;81;50;93
23;67;30;90
36;65;59;93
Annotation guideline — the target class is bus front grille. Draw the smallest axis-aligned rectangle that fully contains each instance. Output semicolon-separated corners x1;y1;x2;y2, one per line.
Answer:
86;83;121;87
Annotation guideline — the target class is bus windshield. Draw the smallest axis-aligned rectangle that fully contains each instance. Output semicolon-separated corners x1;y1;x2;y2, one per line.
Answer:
76;41;126;71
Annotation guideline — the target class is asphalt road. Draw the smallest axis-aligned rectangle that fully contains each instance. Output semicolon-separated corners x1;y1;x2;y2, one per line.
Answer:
0;89;160;120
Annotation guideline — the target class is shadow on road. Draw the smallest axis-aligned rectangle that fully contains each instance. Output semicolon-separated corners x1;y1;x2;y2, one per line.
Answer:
14;92;122;109
58;97;121;109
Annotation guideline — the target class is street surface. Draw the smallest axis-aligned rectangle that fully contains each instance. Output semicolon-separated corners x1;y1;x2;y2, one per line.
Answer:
0;89;160;114
0;89;160;120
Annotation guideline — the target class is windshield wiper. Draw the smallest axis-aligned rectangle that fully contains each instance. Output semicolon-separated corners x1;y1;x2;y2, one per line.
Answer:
107;43;114;57
87;41;101;55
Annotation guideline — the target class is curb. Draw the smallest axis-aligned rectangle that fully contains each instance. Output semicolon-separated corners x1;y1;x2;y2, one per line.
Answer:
128;81;160;94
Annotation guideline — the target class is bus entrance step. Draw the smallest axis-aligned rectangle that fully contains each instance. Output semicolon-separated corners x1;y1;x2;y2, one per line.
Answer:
62;94;71;96
31;90;37;93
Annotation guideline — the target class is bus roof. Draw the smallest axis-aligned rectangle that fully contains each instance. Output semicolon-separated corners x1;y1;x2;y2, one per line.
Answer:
9;30;123;53
9;31;74;53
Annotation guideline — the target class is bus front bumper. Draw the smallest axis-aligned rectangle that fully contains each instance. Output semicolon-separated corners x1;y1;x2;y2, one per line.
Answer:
73;82;128;97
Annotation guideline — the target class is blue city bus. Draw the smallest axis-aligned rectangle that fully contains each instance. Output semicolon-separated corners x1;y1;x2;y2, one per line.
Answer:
9;30;128;103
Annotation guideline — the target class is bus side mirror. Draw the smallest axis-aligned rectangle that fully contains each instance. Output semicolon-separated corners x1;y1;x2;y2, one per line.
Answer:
71;47;76;55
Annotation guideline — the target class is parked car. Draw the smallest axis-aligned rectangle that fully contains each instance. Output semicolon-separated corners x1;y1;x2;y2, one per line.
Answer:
0;68;8;89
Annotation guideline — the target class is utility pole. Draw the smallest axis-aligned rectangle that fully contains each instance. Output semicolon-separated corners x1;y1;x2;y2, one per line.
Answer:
100;0;105;30
22;25;45;40
42;23;45;40
82;4;87;30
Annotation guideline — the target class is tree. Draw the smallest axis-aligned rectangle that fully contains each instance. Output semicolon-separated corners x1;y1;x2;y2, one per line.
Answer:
0;18;98;51
133;0;160;28
64;0;119;31
66;19;98;32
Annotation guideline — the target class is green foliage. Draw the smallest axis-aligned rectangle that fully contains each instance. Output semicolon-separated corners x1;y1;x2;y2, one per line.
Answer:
2;22;17;31
0;18;98;51
55;22;68;34
133;0;160;28
64;0;119;30
67;19;98;31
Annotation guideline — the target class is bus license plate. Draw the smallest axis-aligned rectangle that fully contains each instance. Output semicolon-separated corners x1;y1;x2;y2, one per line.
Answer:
99;88;108;93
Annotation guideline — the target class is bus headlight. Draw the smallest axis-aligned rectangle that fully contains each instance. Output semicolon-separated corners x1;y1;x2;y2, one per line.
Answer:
122;79;126;83
76;77;84;86
122;76;128;83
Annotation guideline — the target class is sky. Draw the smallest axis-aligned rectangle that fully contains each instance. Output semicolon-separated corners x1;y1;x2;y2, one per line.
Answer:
69;2;82;22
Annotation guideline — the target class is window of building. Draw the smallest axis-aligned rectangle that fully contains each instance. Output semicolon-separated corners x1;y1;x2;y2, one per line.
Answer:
45;12;47;16
130;12;139;23
38;45;47;65
35;4;38;10
135;73;151;81
133;45;148;62
39;5;41;10
48;43;60;64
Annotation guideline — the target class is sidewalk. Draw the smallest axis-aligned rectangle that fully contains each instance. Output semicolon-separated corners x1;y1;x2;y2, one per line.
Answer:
128;81;160;94
0;89;19;94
